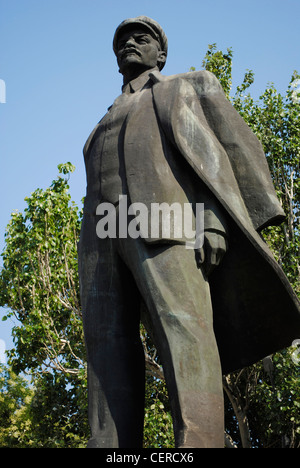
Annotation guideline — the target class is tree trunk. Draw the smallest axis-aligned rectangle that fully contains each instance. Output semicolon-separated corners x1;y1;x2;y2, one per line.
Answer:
223;375;252;448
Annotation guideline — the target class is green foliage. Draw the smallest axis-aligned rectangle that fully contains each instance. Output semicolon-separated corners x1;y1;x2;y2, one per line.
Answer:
249;349;300;448
224;347;300;448
0;163;84;376
28;371;88;448
143;376;174;448
0;365;88;448
0;364;34;447
0;164;87;447
202;43;233;98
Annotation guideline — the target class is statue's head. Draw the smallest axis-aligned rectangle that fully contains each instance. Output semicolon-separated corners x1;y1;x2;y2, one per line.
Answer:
113;16;168;79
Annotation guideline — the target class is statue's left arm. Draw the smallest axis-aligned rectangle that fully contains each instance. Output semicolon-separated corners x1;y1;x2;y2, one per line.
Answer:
192;70;286;231
152;69;286;275
152;70;286;233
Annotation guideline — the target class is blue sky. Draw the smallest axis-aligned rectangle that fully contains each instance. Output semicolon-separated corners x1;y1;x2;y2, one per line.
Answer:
0;0;299;362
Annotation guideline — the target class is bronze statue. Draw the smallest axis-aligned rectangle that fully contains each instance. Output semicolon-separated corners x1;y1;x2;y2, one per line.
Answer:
78;16;300;448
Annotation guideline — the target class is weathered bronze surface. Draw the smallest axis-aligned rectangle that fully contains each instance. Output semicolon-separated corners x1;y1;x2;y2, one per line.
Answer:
78;16;300;448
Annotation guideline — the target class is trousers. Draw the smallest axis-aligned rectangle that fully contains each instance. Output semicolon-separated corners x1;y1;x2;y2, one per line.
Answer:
78;214;224;448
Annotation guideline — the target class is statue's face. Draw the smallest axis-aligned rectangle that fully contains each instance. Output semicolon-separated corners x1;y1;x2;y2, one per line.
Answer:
116;27;165;76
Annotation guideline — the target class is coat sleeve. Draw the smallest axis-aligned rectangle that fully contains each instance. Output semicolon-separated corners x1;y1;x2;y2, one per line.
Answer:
152;71;285;233
153;74;257;234
189;71;286;231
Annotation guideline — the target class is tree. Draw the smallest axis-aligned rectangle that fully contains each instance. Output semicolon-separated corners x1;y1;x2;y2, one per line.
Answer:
0;162;84;377
0;163;88;447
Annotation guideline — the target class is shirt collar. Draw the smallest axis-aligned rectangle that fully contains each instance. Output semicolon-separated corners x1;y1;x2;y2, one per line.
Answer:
122;68;158;94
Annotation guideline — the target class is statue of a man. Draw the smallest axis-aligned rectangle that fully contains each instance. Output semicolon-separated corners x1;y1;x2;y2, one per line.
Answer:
78;16;300;448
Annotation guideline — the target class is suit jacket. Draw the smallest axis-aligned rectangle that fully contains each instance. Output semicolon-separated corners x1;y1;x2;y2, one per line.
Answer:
83;69;228;244
83;69;300;374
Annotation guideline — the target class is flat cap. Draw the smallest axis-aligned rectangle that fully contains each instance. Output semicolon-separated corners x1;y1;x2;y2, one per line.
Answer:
113;16;168;69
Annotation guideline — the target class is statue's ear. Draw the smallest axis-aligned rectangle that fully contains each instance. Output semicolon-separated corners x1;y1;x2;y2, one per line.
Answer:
157;50;167;70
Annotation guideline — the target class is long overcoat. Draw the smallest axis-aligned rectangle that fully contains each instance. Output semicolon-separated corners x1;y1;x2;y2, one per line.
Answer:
83;69;300;374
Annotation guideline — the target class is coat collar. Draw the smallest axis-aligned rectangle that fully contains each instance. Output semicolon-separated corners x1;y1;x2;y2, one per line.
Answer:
122;68;164;94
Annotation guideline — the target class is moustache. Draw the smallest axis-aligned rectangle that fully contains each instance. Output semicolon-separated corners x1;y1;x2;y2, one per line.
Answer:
121;48;142;59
